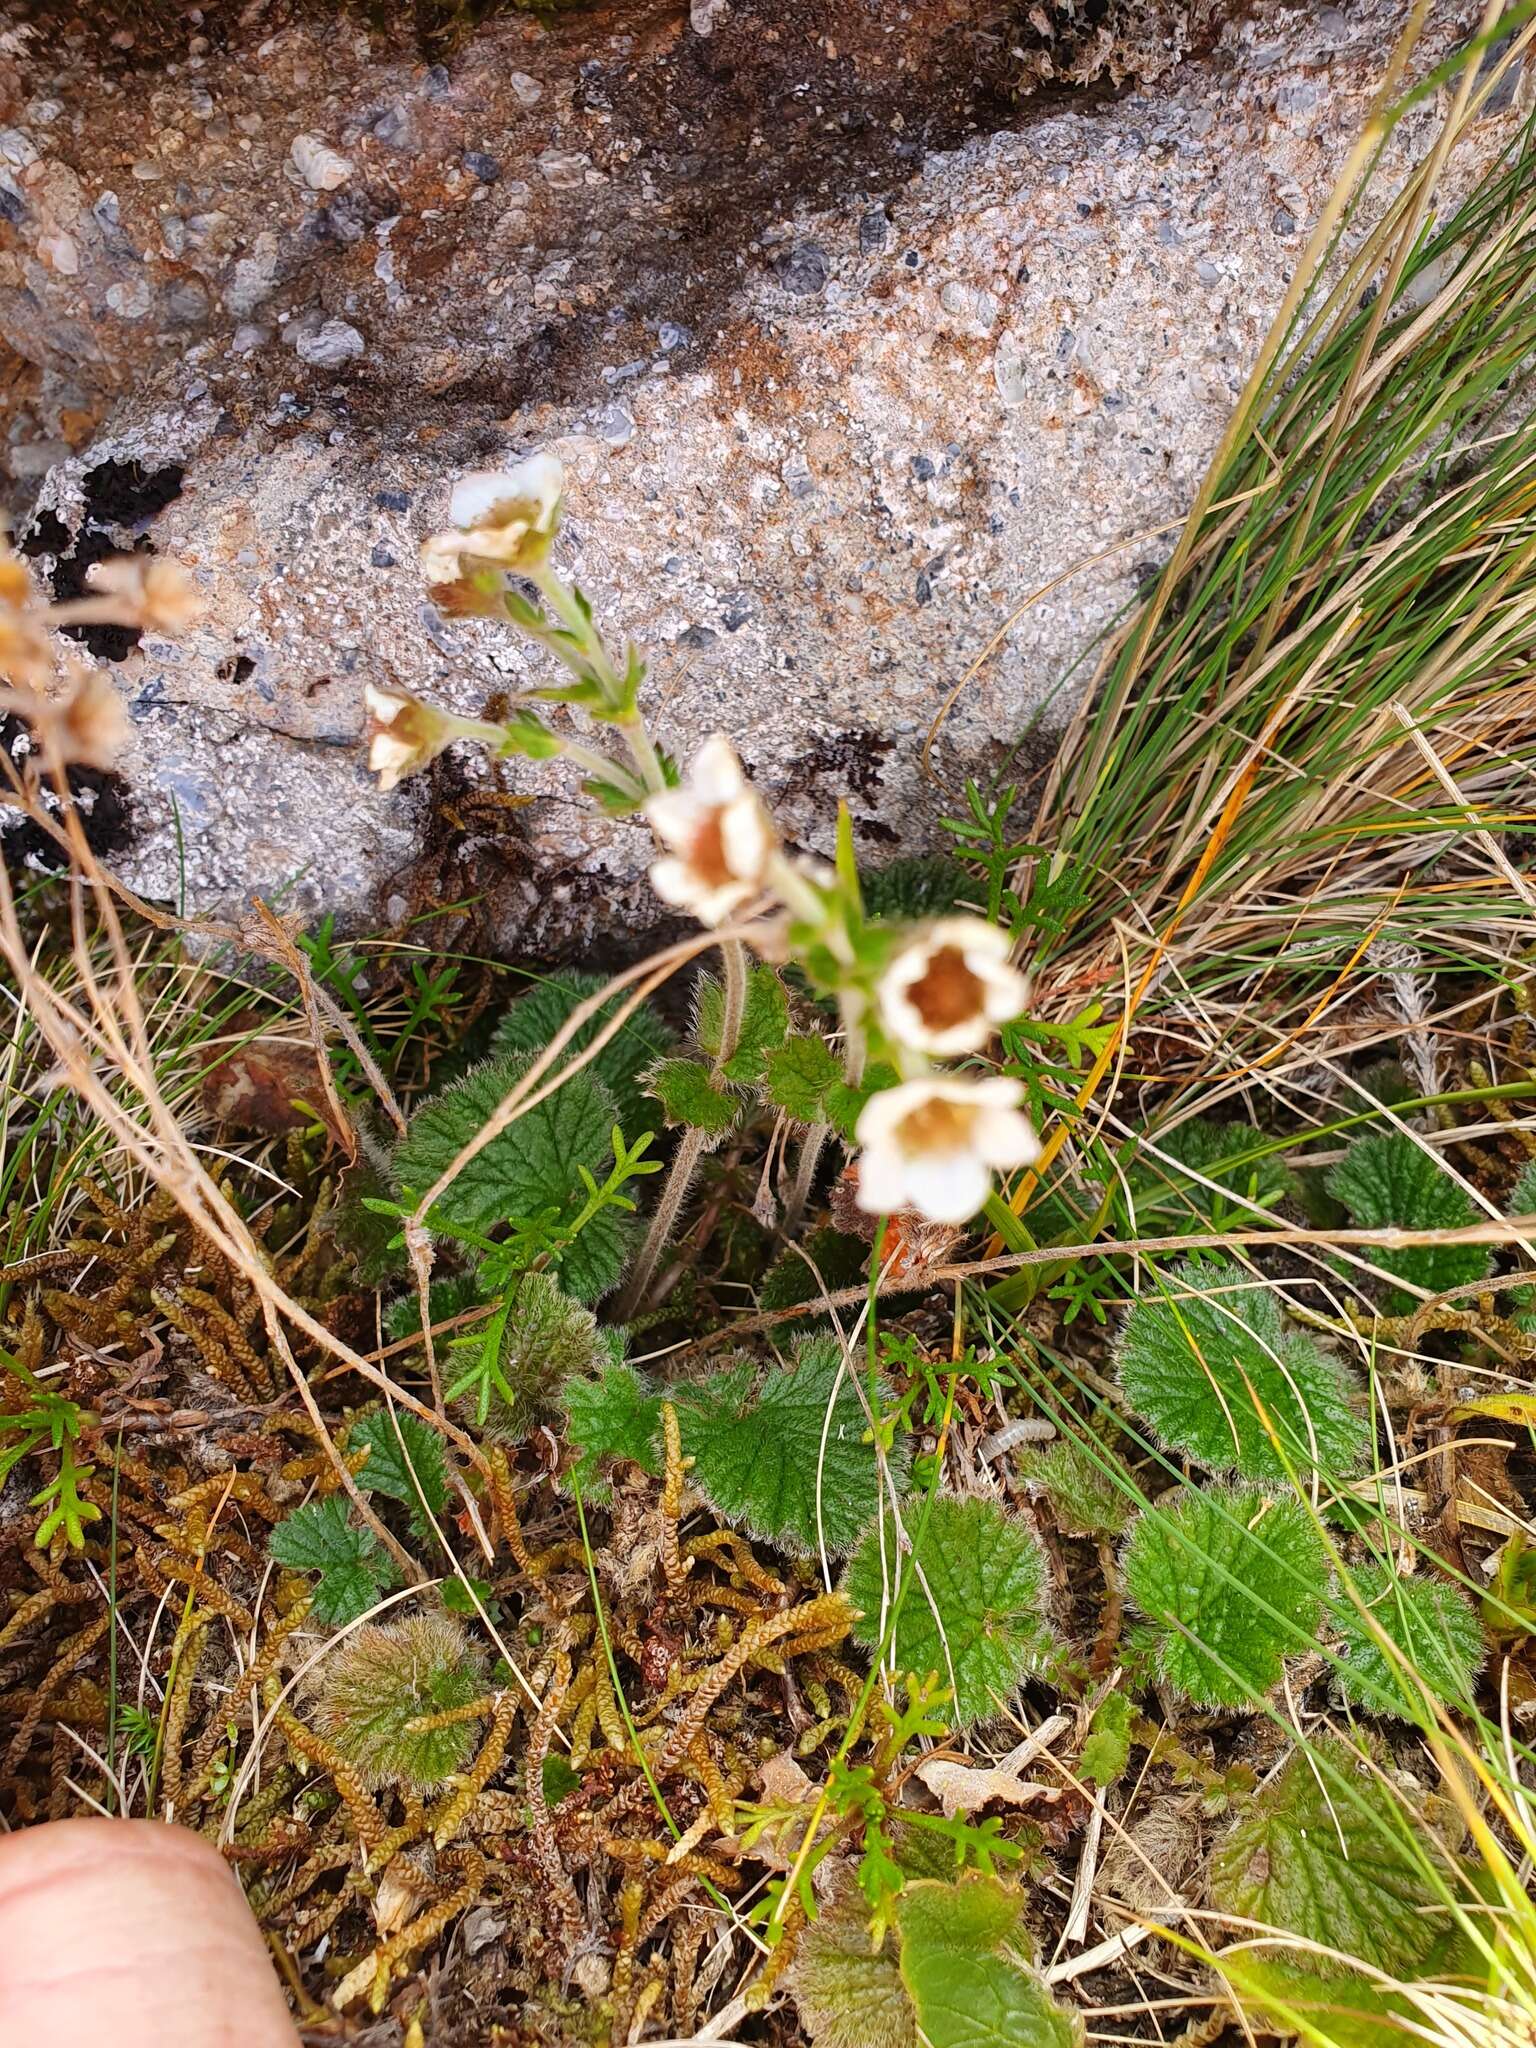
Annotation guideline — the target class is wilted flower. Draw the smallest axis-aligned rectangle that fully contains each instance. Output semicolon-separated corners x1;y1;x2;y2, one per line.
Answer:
645;734;776;924
878;915;1027;1056
419;452;565;590
79;555;203;634
30;667;131;770
363;681;462;791
854;1074;1038;1226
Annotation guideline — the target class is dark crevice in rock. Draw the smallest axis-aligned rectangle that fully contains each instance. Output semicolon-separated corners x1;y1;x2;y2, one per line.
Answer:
22;461;186;663
0;716;135;869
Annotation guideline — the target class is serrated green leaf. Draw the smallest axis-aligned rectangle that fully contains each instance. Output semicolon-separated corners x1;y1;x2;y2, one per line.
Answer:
561;1360;664;1500
862;855;975;923
846;1497;1053;1727
1080;1690;1132;1786
1117;1259;1369;1483
269;1495;399;1628
350;1410;449;1543
1209;1738;1448;1978
764;1032;842;1123
489;971;675;1138
696;964;790;1082
382;1271;483;1344
1326;1133;1491;1310
1141;1121;1297;1218
393;1054;627;1299
788;1889;916;2048
1016;1439;1134;1539
1331;1563;1484;1718
1122;1485;1327;1707
895;1878;1081;2048
1509;1157;1536;1217
645;1056;740;1134
677;1336;904;1557
1226;1909;1490;2047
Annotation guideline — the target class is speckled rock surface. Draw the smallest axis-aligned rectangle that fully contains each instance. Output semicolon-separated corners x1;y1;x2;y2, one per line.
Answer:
0;0;1518;949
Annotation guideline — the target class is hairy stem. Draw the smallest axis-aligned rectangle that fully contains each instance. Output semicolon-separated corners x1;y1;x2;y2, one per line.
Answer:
781;1120;830;1238
618;1124;709;1320
713;937;749;1077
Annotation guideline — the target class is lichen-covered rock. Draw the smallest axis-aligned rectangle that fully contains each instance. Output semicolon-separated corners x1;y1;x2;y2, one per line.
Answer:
0;0;1517;948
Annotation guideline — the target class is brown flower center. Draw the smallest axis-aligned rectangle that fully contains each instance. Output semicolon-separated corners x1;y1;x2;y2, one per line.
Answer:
897;1095;973;1154
908;946;985;1033
689;807;736;889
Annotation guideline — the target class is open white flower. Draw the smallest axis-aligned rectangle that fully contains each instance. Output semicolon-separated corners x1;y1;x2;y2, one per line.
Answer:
645;734;776;924
419;452;565;587
878;915;1027;1056
854;1074;1038;1225
363;682;460;791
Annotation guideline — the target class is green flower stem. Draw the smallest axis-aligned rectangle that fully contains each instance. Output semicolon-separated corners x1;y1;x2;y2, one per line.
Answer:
509;723;641;800
713;939;749;1078
618;714;668;798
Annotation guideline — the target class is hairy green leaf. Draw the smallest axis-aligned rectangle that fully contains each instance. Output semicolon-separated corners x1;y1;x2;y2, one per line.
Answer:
862;855;975;923
313;1612;485;1789
350;1410;449;1542
382;1271;483;1343
1326;1134;1491;1310
678;1336;904;1557
457;1270;618;1437
1016;1439;1135;1538
1331;1563;1484;1718
846;1497;1053;1727
489;969;675;1137
1117;1259;1369;1483
645;1056;740;1135
696;963;790;1083
1080;1690;1132;1786
895;1878;1081;2048
1140;1122;1297;1218
1209;1738;1447;1978
393;1054;627;1299
561;1360;664;1500
1122;1485;1326;1707
269;1495;399;1628
764;1032;843;1124
788;1889;916;2048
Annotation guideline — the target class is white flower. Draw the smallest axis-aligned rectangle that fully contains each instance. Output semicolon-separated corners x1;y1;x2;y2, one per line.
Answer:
363;682;458;791
420;453;565;587
878;915;1027;1056
854;1074;1038;1226
644;735;776;924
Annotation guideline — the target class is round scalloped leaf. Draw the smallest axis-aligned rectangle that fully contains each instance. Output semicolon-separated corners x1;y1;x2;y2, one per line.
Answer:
845;1496;1053;1727
1117;1259;1369;1483
1209;1737;1446;1979
1122;1485;1326;1708
677;1336;905;1557
894;1878;1082;2048
392;1054;629;1299
1331;1563;1485;1718
1325;1133;1491;1312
